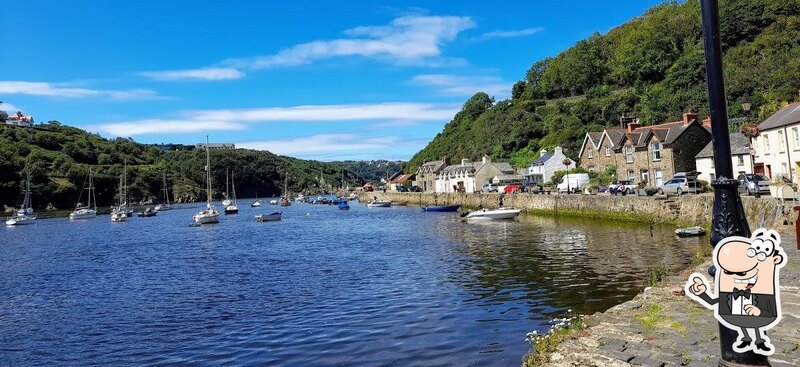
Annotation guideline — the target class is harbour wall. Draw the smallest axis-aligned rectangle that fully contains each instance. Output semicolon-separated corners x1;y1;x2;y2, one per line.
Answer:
359;192;795;229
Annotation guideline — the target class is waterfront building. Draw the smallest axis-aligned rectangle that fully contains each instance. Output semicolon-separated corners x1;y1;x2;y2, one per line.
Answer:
695;132;754;183
414;158;448;192
752;102;800;182
195;142;235;150
526;146;575;184
435;155;515;193
388;173;414;191
580;112;711;186
3;111;34;127
473;155;516;191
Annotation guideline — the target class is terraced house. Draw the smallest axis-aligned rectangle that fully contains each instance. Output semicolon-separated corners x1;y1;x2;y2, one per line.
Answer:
579;113;712;186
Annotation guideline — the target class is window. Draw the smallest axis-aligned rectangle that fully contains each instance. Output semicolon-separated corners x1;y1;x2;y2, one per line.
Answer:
764;135;770;155
654;169;663;186
641;169;649;184
779;130;785;153
627;170;635;181
625;145;634;163
782;162;788;175
588;149;593;159
710;173;716;181
793;127;799;149
605;146;611;156
651;142;661;161
737;155;744;166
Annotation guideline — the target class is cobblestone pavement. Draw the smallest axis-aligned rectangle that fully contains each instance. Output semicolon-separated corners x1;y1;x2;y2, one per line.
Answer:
542;231;800;367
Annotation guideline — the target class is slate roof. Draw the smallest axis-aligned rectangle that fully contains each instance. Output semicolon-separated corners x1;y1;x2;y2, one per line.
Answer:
441;162;480;175
417;160;446;173
604;129;626;148
587;132;603;148
695;133;751;159
532;152;554;166
758;103;800;131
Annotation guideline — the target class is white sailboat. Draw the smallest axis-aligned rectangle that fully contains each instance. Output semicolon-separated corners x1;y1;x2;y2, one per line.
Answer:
70;167;98;220
110;174;127;222
155;172;171;211
251;193;262;208
6;171;36;226
194;136;220;224
280;174;291;207
222;168;233;206
224;171;239;214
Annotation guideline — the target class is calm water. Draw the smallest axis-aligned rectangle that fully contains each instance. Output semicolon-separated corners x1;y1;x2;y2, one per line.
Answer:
0;201;705;366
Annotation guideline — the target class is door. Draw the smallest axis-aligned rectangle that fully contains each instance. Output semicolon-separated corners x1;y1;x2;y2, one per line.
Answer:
753;163;764;176
654;170;663;186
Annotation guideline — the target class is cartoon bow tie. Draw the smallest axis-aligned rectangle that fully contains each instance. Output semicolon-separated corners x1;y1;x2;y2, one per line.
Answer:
732;288;752;300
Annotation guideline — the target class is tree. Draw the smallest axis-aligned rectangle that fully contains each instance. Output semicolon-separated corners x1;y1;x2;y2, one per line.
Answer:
0;111;7;123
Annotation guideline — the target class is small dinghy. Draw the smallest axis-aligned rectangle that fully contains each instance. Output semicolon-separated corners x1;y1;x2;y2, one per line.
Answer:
256;212;282;222
367;200;391;208
675;226;706;237
422;205;460;212
138;207;157;217
338;201;350;210
464;207;521;220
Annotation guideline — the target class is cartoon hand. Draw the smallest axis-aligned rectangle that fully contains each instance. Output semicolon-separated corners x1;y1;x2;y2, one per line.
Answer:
689;276;707;295
744;305;761;316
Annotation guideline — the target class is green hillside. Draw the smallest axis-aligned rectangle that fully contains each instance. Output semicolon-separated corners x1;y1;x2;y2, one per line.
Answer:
0;122;355;210
409;0;800;170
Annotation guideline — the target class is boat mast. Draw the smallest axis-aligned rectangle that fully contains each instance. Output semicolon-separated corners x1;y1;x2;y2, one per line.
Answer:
90;167;97;210
225;168;230;200
22;170;32;210
206;135;212;208
232;171;237;205
163;172;170;205
123;158;128;206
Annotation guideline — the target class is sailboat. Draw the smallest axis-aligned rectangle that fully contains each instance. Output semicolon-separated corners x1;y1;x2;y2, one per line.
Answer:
224;171;239;214
193;136;220;224
280;174;291;207
251;193;262;207
70;167;98;220
116;159;133;217
155;172;172;211
110;174;128;222
6;171;37;226
222;168;233;206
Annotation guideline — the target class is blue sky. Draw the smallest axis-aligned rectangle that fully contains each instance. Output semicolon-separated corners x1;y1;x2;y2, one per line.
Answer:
1;0;666;161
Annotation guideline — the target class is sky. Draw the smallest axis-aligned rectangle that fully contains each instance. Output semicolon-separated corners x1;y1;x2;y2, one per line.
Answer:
0;0;667;161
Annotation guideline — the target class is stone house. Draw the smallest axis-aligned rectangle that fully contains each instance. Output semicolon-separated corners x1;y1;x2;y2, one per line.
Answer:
435;155;515;193
473;155;515;190
580;112;712;186
752;102;800;182
415;158;447;192
695;132;753;183
527;146;575;184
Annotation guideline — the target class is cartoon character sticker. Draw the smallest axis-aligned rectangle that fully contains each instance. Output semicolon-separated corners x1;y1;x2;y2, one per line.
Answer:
685;228;787;355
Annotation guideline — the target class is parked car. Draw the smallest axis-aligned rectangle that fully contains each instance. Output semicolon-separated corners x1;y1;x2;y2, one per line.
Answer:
557;173;590;193
737;174;769;195
658;173;703;195
481;183;499;193
504;183;523;193
609;180;637;195
409;185;423;192
395;184;408;192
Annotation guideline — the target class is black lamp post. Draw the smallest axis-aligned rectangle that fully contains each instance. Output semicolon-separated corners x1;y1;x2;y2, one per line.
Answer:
700;1;768;365
563;159;571;194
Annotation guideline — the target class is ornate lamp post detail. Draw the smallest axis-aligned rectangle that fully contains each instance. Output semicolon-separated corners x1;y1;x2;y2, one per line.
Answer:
700;0;768;365
563;158;571;194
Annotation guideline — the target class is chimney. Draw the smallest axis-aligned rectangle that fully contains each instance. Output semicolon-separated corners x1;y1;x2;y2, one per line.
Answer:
554;146;563;155
482;154;491;164
627;120;641;132
540;148;548;156
702;117;712;128
620;112;637;129
442;156;449;165
461;158;470;166
683;112;699;125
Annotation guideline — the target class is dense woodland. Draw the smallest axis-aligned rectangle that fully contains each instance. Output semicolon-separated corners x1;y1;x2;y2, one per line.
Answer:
0;122;394;210
409;0;800;171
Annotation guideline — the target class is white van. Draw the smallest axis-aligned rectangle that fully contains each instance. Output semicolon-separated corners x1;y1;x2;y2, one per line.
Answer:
557;173;590;193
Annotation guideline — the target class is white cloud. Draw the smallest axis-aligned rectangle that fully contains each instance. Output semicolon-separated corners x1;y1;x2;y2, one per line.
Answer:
94;119;247;136
0;102;22;113
411;74;510;97
478;27;544;40
186;102;459;122
225;15;475;69
237;133;428;160
139;67;245;81
0;81;159;100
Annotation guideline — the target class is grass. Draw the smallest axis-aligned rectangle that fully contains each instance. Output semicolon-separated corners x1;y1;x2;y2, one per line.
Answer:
634;304;687;336
691;243;713;267
645;263;670;287
522;315;585;367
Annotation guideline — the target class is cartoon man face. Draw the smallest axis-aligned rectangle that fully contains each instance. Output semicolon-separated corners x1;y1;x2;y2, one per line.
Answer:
685;228;786;356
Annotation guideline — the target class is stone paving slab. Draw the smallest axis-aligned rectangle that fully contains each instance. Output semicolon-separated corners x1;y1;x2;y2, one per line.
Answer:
541;231;800;367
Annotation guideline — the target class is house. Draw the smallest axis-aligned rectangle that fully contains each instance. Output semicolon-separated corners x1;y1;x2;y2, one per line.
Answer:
388;173;415;191
4;111;34;127
695;132;754;183
752;103;800;182
473;155;516;190
414;158;448;192
527;146;575;184
580;112;712;186
434;155;515;193
195;143;235;150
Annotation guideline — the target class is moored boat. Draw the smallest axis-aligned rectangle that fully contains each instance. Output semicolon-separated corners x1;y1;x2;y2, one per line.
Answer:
367;200;391;208
338;201;350;210
256;211;282;222
464;207;520;220
251;200;262;207
138;207;157;217
224;171;239;215
422;204;461;212
5;212;36;226
675;226;706;237
70;168;98;220
194;136;220;224
6;170;37;225
155;172;172;211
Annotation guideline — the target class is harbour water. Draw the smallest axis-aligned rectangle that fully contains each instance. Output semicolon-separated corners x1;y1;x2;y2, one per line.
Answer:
0;201;705;366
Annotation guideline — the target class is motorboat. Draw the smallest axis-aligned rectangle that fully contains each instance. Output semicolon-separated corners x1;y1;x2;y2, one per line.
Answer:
464;207;521;220
138;207;157;217
338;201;350;210
251;200;262;207
224;171;239;215
194;136;220;224
70;168;98;220
6;212;36;226
422;205;461;212
675;226;706;237
269;199;278;205
110;210;127;222
256;211;282;222
367;200;391;208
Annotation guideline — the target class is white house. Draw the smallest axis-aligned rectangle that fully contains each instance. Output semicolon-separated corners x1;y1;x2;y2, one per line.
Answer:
526;146;575;184
695;132;753;183
4;111;34;127
752;103;800;182
435;159;479;193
